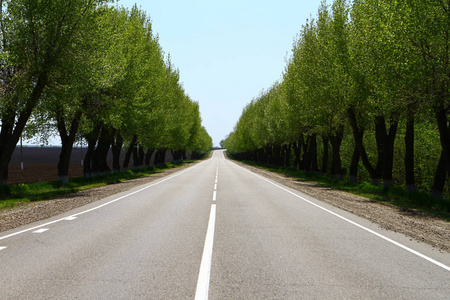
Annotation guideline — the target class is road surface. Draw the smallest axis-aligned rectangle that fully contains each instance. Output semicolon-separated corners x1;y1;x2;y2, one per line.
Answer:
0;150;449;299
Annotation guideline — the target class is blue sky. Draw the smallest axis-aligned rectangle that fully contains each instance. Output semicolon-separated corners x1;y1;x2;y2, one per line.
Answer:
117;0;324;146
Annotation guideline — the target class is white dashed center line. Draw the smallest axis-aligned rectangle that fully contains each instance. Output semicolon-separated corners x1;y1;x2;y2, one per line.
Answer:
195;204;216;300
33;228;49;234
195;165;220;299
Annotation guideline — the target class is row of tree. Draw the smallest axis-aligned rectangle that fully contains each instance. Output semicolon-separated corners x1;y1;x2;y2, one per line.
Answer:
0;0;212;185
223;0;450;198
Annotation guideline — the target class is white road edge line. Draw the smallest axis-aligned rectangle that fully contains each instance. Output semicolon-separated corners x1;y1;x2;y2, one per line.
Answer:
0;160;206;242
195;204;217;300
232;161;450;272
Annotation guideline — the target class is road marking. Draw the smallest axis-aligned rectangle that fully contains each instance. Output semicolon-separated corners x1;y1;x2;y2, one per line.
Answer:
64;216;77;221
0;160;206;242
33;228;49;234
195;204;216;300
212;190;217;202
0;246;6;251
232;161;450;272
214;183;217;191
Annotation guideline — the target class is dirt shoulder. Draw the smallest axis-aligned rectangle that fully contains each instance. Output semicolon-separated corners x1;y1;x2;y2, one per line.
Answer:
0;162;200;233
231;159;450;253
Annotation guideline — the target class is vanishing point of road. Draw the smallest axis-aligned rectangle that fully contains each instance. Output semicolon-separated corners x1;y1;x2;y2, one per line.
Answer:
0;150;449;299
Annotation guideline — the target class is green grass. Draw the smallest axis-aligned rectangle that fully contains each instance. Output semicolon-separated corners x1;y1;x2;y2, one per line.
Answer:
0;160;195;210
237;160;450;222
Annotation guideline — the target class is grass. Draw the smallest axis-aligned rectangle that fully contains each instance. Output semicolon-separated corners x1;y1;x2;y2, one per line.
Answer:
237;159;450;222
0;160;196;210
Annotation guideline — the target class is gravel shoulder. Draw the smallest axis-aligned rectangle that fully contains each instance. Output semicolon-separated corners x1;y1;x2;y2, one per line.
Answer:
1;155;449;253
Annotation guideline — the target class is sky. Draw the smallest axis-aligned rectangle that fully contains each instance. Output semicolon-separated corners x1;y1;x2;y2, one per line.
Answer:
116;0;324;147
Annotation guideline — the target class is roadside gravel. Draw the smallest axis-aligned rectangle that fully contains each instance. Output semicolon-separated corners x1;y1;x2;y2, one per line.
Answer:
1;156;449;253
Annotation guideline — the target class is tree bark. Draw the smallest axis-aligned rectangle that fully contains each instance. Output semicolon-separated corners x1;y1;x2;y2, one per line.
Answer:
349;143;360;183
375;116;398;189
145;149;154;166
123;135;137;171
347;107;381;185
111;132;123;173
133;144;145;169
435;105;450;175
91;126;113;176
0;72;49;185
329;126;344;178
309;134;319;172
284;143;292;167
321;136;329;174
302;136;310;171
56;109;83;183
83;123;102;178
431;149;446;198
293;141;301;169
404;115;417;192
154;149;166;165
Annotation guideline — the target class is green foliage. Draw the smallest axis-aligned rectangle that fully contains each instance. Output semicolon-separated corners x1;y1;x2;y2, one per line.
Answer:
0;2;212;185
224;0;450;206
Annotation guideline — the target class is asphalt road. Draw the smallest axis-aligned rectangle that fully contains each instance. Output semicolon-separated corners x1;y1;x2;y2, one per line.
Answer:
0;150;449;299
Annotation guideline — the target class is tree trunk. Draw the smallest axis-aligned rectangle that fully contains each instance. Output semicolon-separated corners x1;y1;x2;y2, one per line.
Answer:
91;126;113;176
171;150;184;161
309;134;319;172
265;145;273;165
56;109;83;183
273;144;282;166
404;115;417;192
349;143;360;183
431;149;446;198
321;136;329;174
284;143;292;167
123;135;137;171
83;123;101;178
293;141;301;169
302;136;310;171
375;116;398;189
111;133;123;173
329;126;344;179
154;149;166;165
133;144;145;169
435;105;450;175
145;149;154;166
0;72;48;186
347;107;381;185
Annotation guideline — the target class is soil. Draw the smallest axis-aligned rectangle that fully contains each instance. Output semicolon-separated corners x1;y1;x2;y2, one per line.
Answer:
1;154;449;253
8;147;86;185
7;146;175;185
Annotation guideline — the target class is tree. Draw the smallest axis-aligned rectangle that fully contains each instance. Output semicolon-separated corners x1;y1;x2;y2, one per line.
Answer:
0;0;111;185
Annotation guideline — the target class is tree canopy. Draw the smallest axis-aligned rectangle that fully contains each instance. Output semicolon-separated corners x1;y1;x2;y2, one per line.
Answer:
224;0;450;199
0;1;212;185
